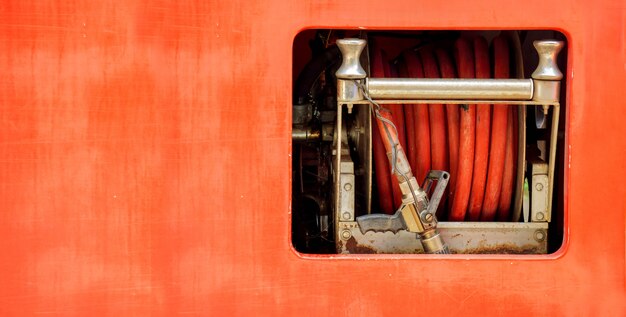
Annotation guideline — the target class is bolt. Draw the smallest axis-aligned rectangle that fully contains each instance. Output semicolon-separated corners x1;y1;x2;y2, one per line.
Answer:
344;183;353;191
536;212;545;221
341;230;352;240
423;213;434;223
534;230;546;242
535;183;544;191
342;212;352;220
347;104;354;114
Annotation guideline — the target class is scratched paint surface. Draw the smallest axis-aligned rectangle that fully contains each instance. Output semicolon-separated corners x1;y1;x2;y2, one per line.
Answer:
0;0;624;315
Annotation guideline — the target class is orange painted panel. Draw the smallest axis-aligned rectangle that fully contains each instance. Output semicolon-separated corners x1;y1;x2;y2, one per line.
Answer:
0;0;624;315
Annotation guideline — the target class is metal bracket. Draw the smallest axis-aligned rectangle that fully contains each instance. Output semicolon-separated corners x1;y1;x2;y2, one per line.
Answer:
338;221;549;254
530;161;550;222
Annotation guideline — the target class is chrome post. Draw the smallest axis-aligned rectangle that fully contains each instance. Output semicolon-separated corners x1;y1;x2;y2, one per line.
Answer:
335;39;366;103
531;40;564;104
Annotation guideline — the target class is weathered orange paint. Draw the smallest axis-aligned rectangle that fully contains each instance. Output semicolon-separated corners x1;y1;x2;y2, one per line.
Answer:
0;0;624;315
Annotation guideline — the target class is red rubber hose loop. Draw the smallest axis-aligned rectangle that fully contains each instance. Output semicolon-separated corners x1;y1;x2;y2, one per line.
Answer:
384;60;407;149
382;52;407;208
370;46;395;214
449;38;476;221
373;108;408;193
419;49;448;174
419;49;448;218
467;37;492;221
396;59;419;172
435;48;459;213
402;50;431;184
372;98;408;213
481;35;510;221
498;106;517;220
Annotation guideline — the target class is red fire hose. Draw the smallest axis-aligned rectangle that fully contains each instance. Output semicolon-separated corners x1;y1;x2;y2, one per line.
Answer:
370;46;395;214
498;102;517;221
449;38;476;221
419;49;448;217
383;53;408;208
396;59;419;173
402;51;431;185
435;48;459;216
420;49;448;181
481;35;510;220
467;37;491;220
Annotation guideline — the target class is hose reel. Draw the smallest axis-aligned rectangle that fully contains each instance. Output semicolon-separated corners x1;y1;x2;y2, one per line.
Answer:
292;30;565;254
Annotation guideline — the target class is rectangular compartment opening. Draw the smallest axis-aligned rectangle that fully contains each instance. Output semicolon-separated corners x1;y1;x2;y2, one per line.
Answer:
291;29;568;255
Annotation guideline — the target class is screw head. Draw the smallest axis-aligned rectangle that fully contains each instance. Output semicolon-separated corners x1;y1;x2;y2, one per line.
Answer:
341;230;352;240
342;212;351;220
535;183;544;191
344;183;353;191
536;212;545;221
534;230;546;242
423;213;434;223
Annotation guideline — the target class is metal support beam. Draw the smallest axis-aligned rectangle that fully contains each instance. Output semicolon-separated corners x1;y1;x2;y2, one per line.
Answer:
367;78;534;100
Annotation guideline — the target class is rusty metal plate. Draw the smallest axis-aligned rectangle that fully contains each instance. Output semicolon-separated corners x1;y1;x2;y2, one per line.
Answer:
338;221;548;254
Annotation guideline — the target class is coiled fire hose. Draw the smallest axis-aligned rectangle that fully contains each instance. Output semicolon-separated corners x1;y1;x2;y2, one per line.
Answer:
371;34;517;222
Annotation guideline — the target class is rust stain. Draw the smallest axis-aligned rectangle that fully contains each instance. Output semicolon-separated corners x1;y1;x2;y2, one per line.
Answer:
345;237;380;254
453;243;541;254
343;238;541;254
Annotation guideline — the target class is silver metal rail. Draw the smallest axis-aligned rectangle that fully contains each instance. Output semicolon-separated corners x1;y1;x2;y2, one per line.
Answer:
367;78;533;100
